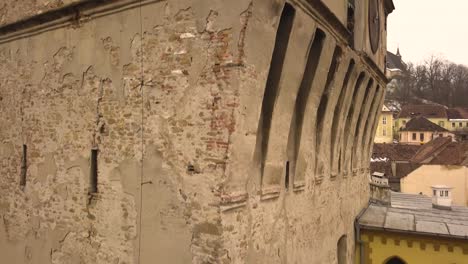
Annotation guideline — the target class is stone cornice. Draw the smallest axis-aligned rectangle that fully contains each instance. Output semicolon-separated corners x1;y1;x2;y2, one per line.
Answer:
0;0;162;44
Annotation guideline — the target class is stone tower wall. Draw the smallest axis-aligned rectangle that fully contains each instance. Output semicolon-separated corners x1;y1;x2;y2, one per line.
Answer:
0;0;388;263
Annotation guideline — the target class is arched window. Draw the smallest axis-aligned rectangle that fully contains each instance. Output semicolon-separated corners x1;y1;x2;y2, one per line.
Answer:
385;256;406;264
337;235;347;264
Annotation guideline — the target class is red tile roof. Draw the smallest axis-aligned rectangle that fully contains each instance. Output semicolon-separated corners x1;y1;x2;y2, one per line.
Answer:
430;142;468;165
401;116;448;132
410;137;452;163
411;137;468;165
447;108;468;120
372;143;421;161
398;104;447;119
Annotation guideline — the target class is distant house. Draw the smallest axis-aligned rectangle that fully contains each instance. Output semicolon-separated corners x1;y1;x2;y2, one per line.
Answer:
395;104;448;133
400;137;468;206
398;116;453;145
447;107;468;141
374;104;393;143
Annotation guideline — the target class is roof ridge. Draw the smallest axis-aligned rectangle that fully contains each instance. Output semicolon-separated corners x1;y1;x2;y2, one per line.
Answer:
410;137;452;163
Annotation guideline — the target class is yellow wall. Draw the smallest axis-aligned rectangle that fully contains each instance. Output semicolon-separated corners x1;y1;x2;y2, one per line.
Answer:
356;230;468;264
398;131;453;145
449;120;468;132
374;112;393;143
401;165;468;206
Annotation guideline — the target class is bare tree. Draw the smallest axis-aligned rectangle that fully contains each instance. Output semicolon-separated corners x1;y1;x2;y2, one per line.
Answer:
389;54;468;107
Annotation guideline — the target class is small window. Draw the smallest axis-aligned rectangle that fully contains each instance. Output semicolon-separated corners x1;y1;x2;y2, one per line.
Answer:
440;190;444;196
459;122;463;128
466;122;468;127
412;133;416;140
445;190;448;196
433;190;436;196
347;0;355;34
383;116;387;125
420;133;424;141
20;144;27;188
90;149;98;194
452;122;456;128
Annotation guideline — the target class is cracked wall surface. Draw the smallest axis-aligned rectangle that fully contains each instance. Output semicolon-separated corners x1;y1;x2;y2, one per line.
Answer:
0;0;389;263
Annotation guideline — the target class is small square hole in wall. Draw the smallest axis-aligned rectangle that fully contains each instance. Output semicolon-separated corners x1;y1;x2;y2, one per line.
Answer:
285;161;290;190
90;149;98;194
20;144;27;188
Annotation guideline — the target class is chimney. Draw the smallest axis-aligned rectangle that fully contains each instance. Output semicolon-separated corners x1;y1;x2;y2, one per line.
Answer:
370;172;391;205
431;185;453;210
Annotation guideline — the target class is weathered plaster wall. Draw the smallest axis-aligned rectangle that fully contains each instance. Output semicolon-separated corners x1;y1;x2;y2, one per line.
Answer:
1;0;249;262
374;111;393;143
320;0;347;25
0;0;387;263
0;0;83;26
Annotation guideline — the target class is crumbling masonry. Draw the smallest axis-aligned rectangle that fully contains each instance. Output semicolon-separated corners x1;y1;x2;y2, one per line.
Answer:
0;0;393;263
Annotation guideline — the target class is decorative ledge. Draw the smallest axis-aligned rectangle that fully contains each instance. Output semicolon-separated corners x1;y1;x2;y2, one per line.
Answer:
261;186;281;201
293;181;305;192
220;192;248;212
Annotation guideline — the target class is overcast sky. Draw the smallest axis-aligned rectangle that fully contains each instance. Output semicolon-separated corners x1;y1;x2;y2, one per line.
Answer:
387;0;468;66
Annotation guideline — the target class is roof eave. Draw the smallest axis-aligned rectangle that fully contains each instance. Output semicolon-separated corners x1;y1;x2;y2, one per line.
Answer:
358;225;468;241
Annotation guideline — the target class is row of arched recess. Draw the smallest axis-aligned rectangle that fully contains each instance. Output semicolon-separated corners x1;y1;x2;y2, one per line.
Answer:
254;2;384;195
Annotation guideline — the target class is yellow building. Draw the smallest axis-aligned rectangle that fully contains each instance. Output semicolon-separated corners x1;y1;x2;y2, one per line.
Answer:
356;191;468;264
395;104;448;134
448;108;468;141
374;105;394;143
398;116;453;145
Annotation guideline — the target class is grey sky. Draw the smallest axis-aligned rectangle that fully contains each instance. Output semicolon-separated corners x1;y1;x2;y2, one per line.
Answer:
387;0;468;66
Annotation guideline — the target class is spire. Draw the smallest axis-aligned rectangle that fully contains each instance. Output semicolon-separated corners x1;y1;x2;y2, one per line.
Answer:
396;46;401;57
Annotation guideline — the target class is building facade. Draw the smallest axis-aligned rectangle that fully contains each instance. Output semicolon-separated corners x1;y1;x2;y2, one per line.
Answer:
400;137;468;206
398;116;453;145
0;0;393;263
448;108;468;141
401;165;468;206
374;104;394;143
357;191;468;264
395;104;468;141
395;104;448;132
